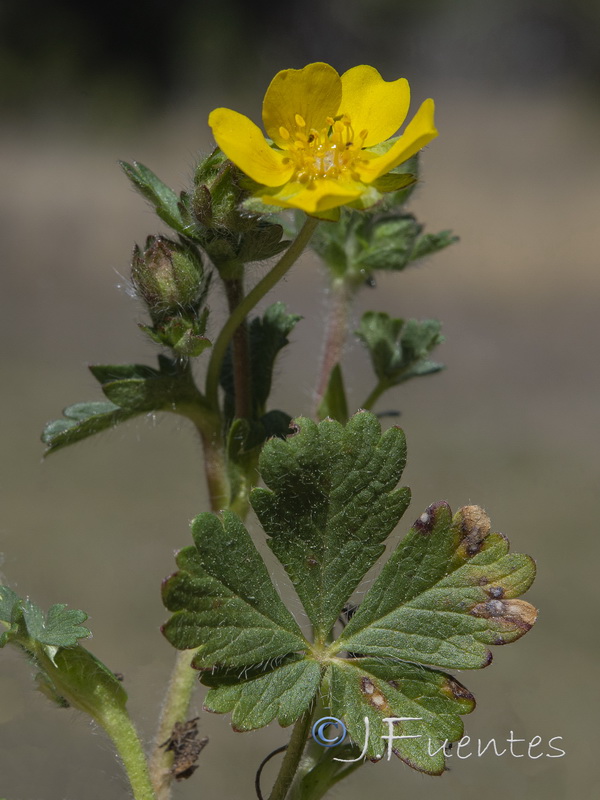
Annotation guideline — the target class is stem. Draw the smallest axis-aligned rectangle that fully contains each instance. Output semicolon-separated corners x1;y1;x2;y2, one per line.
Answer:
224;277;253;419
313;278;353;416
147;410;228;798
361;381;387;411
149;218;318;798
205;216;319;410
148;649;198;800
268;708;314;800
99;704;158;800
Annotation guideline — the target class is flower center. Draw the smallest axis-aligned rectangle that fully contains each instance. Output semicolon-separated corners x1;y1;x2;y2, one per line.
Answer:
279;113;369;186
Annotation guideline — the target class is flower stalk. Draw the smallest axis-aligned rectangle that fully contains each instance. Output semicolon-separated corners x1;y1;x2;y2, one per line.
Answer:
313;278;353;416
268;708;315;800
204;215;319;411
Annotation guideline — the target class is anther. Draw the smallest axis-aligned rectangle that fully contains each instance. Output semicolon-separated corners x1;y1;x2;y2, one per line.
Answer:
279;126;290;140
295;113;306;128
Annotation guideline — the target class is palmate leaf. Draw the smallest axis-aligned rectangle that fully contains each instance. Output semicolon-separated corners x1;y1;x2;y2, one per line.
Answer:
162;412;537;775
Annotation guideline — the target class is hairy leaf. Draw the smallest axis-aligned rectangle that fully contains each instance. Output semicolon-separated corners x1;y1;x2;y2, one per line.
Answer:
162;511;308;668
0;586;126;724
332;502;537;669
42;356;205;454
328;658;474;772
357;312;444;388
251;413;411;638
204;659;321;730
161;412;537;774
120;160;186;235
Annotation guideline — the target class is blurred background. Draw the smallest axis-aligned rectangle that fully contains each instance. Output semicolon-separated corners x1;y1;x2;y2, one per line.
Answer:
1;0;599;798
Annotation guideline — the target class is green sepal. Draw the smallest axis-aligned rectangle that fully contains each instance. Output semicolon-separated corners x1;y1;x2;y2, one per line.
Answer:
119;161;186;236
317;363;349;424
327;657;474;773
332;502;537;669
203;659;322;731
162;511;308;668
357;312;444;390
251;413;411;639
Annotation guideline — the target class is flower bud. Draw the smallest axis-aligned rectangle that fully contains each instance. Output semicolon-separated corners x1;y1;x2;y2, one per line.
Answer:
131;236;203;320
192;148;251;231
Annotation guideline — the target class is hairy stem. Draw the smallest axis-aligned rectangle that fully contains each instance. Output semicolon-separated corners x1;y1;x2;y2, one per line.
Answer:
148;406;228;798
148;649;198;800
224;277;253;419
312;278;353;417
361;381;387;412
268;708;314;800
100;704;158;800
205;216;319;411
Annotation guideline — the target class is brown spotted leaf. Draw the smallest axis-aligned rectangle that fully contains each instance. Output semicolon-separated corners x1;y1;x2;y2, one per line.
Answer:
332;502;537;669
328;658;475;773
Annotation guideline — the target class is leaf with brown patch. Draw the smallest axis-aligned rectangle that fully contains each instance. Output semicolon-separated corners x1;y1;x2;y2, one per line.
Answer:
332;502;537;669
328;658;475;773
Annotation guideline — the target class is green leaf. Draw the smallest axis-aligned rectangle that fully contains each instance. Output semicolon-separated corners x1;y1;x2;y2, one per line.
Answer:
21;602;91;649
411;230;458;261
41;402;137;454
162;511;308;668
119;160;186;235
0;585;125;708
90;361;180;411
317;363;349;424
161;412;537;774
251;413;411;638
332;502;537;669
327;657;474;773
204;659;321;731
357;312;444;388
1;588;91;651
42;356;206;454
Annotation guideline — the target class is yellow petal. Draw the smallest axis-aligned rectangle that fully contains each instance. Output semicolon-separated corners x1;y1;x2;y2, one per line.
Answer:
208;107;294;187
355;98;438;183
340;66;410;148
262;62;342;148
259;179;365;215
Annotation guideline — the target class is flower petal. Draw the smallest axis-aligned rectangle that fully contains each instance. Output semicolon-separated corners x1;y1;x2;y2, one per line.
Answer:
262;62;342;148
259;179;365;215
209;107;294;187
355;99;438;183
340;66;410;148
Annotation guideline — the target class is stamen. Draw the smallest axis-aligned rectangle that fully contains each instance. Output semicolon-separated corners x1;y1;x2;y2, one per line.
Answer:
282;112;366;185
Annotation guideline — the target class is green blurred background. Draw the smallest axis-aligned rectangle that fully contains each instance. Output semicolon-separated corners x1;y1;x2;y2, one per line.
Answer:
1;0;599;797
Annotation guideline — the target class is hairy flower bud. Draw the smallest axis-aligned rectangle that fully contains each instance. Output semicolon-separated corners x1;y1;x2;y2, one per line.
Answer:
131;236;203;320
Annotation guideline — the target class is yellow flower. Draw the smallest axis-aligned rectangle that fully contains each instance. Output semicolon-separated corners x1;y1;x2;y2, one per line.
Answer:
208;62;437;219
